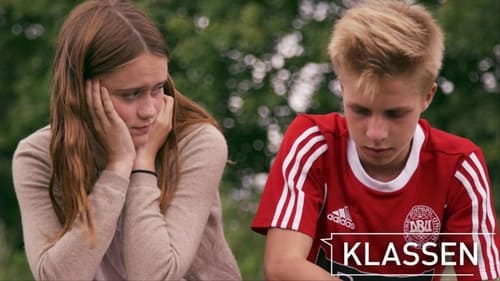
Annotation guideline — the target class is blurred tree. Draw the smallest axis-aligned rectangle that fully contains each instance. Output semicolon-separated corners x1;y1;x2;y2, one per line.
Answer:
0;0;73;262
0;0;498;280
431;0;500;193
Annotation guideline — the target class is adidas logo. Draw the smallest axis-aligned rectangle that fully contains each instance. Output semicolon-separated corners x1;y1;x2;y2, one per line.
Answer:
327;206;356;230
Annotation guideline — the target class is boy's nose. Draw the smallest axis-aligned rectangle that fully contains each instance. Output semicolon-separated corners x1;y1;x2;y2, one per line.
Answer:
366;116;388;143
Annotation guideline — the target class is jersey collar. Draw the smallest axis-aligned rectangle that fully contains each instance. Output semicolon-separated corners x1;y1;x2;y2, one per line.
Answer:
347;123;425;192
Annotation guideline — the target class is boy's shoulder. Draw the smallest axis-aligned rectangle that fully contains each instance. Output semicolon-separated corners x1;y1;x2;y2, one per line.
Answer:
292;112;348;137
420;119;480;156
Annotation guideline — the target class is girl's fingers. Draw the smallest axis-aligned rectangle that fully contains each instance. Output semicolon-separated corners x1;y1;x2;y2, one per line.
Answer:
162;95;174;121
100;86;120;121
142;95;174;153
85;80;93;113
86;80;101;130
100;86;113;116
86;79;113;132
165;95;174;111
92;80;110;127
91;81;101;115
85;80;135;165
156;95;174;132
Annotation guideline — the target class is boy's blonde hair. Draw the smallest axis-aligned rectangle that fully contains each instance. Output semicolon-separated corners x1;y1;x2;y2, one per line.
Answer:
328;0;444;96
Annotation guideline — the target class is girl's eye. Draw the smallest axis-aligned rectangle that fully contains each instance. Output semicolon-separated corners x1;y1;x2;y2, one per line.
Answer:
122;91;140;100
152;84;165;96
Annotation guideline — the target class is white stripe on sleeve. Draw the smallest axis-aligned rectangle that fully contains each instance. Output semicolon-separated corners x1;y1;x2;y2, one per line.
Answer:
292;143;328;230
280;135;325;228
271;126;326;230
455;170;487;280
271;126;320;227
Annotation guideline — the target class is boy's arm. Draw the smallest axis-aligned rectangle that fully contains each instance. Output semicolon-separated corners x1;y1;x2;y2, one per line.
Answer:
444;150;500;281
265;228;341;281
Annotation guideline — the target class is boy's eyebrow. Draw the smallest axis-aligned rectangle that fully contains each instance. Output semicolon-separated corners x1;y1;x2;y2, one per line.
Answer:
346;102;413;111
346;101;373;106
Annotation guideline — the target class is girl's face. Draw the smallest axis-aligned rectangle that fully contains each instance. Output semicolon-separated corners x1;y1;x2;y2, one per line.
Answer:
340;71;435;180
100;52;168;147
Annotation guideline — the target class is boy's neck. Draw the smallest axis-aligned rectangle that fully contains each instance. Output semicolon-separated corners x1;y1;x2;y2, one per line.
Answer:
363;164;403;182
360;142;413;183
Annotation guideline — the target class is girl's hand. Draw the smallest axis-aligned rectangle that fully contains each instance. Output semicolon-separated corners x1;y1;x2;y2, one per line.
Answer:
133;94;174;170
86;80;136;176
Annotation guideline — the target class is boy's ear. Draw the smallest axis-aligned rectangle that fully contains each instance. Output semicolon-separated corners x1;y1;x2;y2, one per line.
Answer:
422;83;437;112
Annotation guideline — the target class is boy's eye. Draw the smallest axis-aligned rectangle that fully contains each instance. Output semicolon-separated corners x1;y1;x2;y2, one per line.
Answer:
385;110;407;119
352;107;370;116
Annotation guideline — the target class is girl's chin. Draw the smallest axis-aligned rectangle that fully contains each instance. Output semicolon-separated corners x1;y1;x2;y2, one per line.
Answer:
132;135;149;147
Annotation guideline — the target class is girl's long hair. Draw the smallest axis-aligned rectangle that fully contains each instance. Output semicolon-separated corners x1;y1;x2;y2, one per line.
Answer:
49;0;218;245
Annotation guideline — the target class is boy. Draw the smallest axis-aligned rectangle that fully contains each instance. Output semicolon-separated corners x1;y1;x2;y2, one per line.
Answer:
251;0;500;280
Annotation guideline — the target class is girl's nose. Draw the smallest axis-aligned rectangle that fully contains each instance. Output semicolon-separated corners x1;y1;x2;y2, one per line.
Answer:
137;95;156;120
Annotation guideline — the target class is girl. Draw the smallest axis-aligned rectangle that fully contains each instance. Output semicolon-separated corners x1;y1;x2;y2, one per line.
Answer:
12;0;241;280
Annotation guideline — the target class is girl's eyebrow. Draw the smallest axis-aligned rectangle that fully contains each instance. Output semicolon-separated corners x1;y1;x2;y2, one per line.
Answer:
110;80;168;93
112;86;145;93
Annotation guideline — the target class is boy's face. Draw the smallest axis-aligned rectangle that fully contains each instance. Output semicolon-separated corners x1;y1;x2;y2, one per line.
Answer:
341;71;435;178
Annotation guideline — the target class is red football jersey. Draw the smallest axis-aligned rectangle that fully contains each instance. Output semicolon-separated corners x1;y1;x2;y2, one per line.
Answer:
252;113;500;281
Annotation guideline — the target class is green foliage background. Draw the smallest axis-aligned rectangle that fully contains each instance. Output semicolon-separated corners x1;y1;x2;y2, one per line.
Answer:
0;0;498;280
